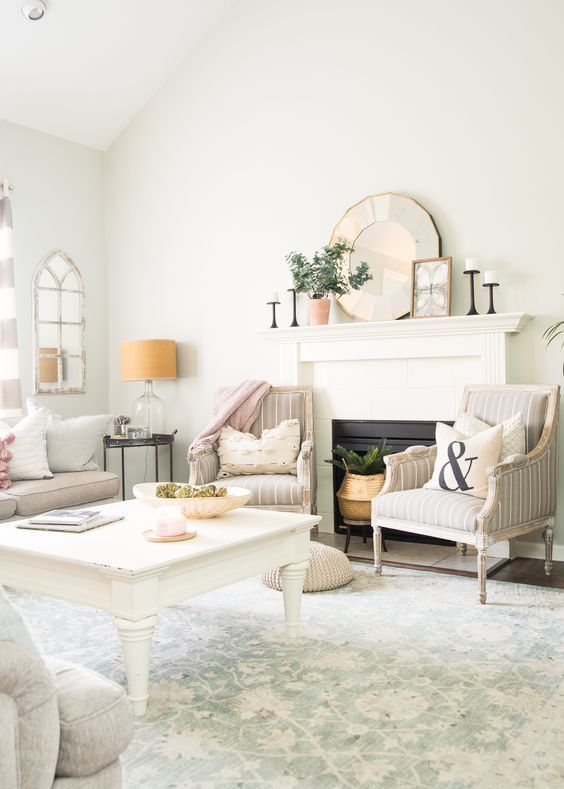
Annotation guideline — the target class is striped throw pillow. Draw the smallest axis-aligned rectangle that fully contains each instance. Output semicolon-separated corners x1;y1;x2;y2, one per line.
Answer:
0;409;52;480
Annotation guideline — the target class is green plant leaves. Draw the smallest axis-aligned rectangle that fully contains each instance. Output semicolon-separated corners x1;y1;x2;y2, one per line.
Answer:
325;439;393;475
543;320;564;348
286;238;373;299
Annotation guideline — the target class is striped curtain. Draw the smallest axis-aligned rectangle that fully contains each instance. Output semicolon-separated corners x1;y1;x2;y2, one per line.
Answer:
0;190;22;417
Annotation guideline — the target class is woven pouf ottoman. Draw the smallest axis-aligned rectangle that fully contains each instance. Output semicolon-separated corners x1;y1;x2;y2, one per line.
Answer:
261;542;353;592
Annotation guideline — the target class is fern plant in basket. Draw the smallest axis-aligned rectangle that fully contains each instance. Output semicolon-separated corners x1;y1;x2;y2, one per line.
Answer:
325;440;393;521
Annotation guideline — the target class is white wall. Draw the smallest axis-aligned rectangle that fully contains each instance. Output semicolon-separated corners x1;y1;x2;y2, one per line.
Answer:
0;119;107;416
105;0;564;550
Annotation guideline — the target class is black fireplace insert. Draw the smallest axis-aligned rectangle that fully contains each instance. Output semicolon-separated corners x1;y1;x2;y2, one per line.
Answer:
330;419;453;545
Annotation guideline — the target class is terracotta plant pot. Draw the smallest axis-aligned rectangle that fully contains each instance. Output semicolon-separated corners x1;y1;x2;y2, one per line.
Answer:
336;472;385;520
308;297;331;325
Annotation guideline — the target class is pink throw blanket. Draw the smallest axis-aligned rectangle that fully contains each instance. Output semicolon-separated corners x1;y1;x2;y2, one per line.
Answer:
189;379;271;455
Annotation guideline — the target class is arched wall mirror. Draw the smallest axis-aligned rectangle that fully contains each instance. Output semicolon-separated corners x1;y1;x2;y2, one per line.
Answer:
32;250;86;394
329;193;441;321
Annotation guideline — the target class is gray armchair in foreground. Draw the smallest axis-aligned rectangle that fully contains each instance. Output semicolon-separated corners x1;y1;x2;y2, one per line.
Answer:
0;589;133;788
372;385;559;604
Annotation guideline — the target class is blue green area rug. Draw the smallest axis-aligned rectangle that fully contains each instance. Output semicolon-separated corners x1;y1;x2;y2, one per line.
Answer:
9;565;564;788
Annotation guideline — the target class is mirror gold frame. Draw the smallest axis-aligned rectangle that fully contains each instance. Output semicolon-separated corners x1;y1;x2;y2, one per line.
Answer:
329;193;441;322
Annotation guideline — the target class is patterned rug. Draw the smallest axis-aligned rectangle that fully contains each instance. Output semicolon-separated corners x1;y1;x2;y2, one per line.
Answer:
8;565;564;788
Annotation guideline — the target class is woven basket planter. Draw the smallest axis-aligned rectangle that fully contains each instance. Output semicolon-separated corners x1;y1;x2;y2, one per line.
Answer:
336;472;385;520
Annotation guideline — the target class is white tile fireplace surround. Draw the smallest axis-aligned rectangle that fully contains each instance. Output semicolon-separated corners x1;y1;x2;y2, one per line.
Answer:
261;313;531;556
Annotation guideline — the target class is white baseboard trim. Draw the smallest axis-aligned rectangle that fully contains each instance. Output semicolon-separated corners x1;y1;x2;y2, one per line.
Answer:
511;539;564;561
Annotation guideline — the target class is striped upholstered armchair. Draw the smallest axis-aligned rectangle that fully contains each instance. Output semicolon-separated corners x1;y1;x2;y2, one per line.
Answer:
372;385;559;604
187;386;316;515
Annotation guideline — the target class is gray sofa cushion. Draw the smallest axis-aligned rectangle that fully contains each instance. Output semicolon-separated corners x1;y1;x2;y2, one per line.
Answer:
0;492;17;519
46;658;133;778
213;474;303;506
4;472;120;517
373;488;485;533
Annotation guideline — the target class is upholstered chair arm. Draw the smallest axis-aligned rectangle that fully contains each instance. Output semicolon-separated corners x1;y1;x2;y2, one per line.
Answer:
0;642;61;789
297;440;313;490
478;444;557;534
379;445;437;495
187;447;220;485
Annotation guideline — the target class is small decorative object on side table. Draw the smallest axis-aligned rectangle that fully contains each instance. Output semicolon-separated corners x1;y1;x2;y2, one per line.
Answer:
267;291;280;328
113;415;131;437
463;258;480;315
103;431;177;501
482;270;500;314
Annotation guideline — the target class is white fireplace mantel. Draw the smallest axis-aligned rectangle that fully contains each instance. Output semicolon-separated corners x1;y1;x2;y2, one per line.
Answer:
260;313;531;386
260;312;532;554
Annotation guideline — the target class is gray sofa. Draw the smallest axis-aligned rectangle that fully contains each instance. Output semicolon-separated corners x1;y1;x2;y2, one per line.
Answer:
0;471;120;523
1;588;133;788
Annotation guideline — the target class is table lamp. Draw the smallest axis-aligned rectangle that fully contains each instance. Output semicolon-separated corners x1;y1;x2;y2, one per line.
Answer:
120;339;177;434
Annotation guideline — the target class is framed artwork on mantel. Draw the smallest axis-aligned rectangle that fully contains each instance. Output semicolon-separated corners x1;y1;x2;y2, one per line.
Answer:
410;256;452;318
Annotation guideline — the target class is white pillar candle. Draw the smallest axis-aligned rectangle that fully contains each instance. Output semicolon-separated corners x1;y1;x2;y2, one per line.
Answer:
154;509;186;537
287;279;296;291
464;257;479;271
268;290;280;302
483;270;499;285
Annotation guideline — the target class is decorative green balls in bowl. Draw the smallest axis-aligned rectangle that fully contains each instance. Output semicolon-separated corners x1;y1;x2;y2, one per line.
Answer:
133;482;251;519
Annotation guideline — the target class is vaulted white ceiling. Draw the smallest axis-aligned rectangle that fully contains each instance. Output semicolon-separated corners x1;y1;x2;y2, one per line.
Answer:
0;0;234;150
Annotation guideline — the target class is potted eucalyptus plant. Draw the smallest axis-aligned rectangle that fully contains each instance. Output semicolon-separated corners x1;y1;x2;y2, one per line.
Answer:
326;440;392;520
286;239;372;325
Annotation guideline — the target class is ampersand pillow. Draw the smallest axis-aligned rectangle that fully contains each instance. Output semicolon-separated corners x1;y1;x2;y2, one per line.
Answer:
424;422;503;499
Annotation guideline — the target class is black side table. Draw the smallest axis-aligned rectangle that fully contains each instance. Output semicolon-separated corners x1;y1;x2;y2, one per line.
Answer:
103;432;176;501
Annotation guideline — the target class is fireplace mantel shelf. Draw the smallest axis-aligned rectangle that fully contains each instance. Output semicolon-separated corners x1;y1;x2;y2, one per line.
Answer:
260;312;531;342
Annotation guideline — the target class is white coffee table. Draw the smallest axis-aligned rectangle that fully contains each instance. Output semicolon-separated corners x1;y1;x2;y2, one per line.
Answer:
0;500;320;715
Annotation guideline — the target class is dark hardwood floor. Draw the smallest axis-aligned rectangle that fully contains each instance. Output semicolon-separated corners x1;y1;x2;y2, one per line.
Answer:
490;558;564;589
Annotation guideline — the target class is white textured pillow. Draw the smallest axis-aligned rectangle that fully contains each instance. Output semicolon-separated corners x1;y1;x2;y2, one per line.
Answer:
0;410;52;480
218;419;301;477
27;399;112;473
424;422;503;499
454;412;525;462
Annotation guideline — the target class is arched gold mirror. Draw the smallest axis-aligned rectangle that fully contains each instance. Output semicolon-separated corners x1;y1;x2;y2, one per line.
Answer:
330;193;441;321
33;250;86;394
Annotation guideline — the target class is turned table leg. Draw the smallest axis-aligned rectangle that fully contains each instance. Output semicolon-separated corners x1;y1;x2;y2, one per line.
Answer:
280;561;308;638
114;614;157;716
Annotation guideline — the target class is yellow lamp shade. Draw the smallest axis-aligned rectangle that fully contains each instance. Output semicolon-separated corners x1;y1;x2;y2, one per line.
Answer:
120;340;177;381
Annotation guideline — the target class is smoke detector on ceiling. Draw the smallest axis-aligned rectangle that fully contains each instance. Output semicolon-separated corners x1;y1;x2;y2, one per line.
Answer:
21;0;46;21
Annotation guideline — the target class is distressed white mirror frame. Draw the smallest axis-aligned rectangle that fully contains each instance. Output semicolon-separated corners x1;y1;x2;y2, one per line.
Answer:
329;193;441;322
32;249;86;394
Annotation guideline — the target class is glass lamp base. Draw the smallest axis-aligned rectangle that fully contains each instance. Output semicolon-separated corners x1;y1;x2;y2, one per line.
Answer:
131;381;166;434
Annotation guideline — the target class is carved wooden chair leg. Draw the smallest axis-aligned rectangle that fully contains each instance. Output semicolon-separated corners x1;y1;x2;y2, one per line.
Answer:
477;548;487;604
544;520;554;577
373;524;382;576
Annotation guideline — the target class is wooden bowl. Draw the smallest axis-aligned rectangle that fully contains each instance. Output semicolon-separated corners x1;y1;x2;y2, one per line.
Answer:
133;483;251;519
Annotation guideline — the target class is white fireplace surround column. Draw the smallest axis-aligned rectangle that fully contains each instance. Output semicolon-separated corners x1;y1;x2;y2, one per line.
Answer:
261;313;531;557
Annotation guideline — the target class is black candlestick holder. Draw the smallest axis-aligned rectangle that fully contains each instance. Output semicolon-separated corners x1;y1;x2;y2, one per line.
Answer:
287;287;299;327
267;300;280;329
463;268;480;315
483;282;499;314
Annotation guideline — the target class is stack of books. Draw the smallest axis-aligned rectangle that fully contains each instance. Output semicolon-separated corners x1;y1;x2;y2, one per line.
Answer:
19;509;124;533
